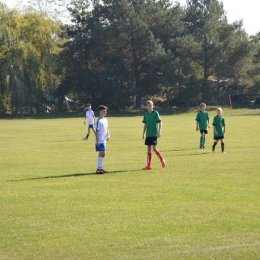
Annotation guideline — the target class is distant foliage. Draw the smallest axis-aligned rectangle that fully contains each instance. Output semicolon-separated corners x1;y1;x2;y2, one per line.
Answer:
0;0;259;115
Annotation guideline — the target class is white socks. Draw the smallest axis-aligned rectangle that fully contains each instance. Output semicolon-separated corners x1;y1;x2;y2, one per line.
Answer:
97;157;104;169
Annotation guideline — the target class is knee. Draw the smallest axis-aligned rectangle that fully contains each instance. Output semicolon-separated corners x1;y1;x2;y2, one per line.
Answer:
99;152;105;158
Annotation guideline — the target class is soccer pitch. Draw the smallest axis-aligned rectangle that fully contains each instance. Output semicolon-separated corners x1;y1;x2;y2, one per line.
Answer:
1;108;260;259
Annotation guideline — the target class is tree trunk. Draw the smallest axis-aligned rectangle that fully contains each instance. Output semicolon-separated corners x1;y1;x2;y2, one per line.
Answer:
135;71;142;108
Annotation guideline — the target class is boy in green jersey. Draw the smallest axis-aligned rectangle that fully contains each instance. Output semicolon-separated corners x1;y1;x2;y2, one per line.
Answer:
212;107;226;153
195;103;210;149
142;100;166;170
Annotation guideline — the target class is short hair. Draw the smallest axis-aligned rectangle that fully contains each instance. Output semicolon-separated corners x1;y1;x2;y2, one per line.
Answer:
86;103;91;107
217;107;222;113
99;105;107;111
146;100;153;105
200;103;206;108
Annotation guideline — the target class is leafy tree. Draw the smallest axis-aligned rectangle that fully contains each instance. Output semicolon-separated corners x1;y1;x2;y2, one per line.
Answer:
96;0;166;107
241;35;260;97
184;0;251;100
16;0;70;22
58;0;104;109
0;4;62;114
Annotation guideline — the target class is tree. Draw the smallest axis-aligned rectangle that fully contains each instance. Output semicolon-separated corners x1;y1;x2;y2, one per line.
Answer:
16;0;70;22
96;0;166;107
184;0;251;100
58;0;104;109
0;4;62;114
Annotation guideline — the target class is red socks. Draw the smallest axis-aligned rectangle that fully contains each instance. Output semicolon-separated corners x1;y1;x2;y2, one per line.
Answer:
147;151;164;167
156;151;163;161
147;152;152;166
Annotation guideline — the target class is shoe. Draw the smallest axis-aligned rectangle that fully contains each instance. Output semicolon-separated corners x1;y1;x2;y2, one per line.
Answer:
200;145;203;149
161;159;166;168
142;165;152;170
222;151;226;153
83;137;88;140
96;169;107;174
202;146;205;149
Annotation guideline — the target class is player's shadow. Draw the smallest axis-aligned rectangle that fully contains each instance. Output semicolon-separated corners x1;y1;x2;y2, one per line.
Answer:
173;152;208;156
8;170;141;182
163;148;199;152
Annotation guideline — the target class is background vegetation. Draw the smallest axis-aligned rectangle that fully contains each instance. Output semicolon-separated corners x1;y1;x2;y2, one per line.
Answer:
1;0;260;115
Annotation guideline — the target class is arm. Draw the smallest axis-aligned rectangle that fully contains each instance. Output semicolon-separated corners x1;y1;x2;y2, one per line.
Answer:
142;124;147;140
84;117;87;125
106;128;110;140
213;124;218;135
157;121;162;137
95;130;100;146
208;118;210;128
196;120;199;131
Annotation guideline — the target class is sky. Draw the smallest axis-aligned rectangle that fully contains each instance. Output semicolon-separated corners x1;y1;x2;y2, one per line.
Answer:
1;0;260;35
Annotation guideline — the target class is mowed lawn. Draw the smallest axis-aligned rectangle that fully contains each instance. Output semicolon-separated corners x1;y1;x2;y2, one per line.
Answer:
1;108;260;260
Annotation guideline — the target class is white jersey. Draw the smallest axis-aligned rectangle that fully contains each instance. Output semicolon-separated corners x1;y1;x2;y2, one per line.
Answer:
85;109;95;125
96;117;108;143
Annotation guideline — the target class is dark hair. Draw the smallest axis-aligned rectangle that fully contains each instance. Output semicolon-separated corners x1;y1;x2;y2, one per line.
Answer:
86;103;91;107
98;105;107;111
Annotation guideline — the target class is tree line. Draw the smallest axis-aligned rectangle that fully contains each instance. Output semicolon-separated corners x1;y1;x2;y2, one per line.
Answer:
1;0;260;115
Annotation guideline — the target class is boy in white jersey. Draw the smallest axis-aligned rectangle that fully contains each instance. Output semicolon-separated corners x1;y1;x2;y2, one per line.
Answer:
95;105;110;174
83;103;95;140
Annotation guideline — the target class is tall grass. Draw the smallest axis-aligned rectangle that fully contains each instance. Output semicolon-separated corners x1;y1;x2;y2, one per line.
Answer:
1;108;260;259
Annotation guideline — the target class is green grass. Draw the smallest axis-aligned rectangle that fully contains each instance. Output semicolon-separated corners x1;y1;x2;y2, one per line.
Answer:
1;108;260;259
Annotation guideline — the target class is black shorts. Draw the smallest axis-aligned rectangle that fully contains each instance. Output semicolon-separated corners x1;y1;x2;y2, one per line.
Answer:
214;136;224;140
200;130;208;134
145;137;157;145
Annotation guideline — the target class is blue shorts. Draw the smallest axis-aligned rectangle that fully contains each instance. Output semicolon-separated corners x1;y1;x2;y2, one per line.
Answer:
96;143;106;151
89;124;94;129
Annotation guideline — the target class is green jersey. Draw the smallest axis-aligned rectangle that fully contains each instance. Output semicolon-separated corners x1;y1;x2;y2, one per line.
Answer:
213;115;225;138
142;110;161;137
195;111;209;130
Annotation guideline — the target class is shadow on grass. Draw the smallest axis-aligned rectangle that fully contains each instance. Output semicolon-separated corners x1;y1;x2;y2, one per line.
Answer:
8;169;142;182
173;152;209;156
162;148;199;152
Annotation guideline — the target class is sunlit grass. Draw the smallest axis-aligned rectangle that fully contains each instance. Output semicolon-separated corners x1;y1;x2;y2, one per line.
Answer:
1;108;260;259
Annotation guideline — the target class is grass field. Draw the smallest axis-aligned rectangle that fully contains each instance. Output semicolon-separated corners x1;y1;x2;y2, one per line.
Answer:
1;107;260;260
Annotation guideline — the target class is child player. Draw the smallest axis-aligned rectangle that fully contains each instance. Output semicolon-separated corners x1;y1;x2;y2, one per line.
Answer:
195;103;210;149
212;107;226;153
142;100;166;170
95;105;110;173
83;103;95;140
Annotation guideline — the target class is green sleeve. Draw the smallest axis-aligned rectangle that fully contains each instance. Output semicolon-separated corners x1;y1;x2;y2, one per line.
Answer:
195;112;200;121
142;113;146;124
155;111;161;122
212;116;216;125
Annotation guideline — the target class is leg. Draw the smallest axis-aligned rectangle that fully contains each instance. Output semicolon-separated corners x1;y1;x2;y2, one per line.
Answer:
202;132;206;148
87;127;90;136
221;139;225;153
143;145;152;170
200;134;203;148
212;140;218;152
84;127;90;140
153;145;166;168
96;150;107;173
